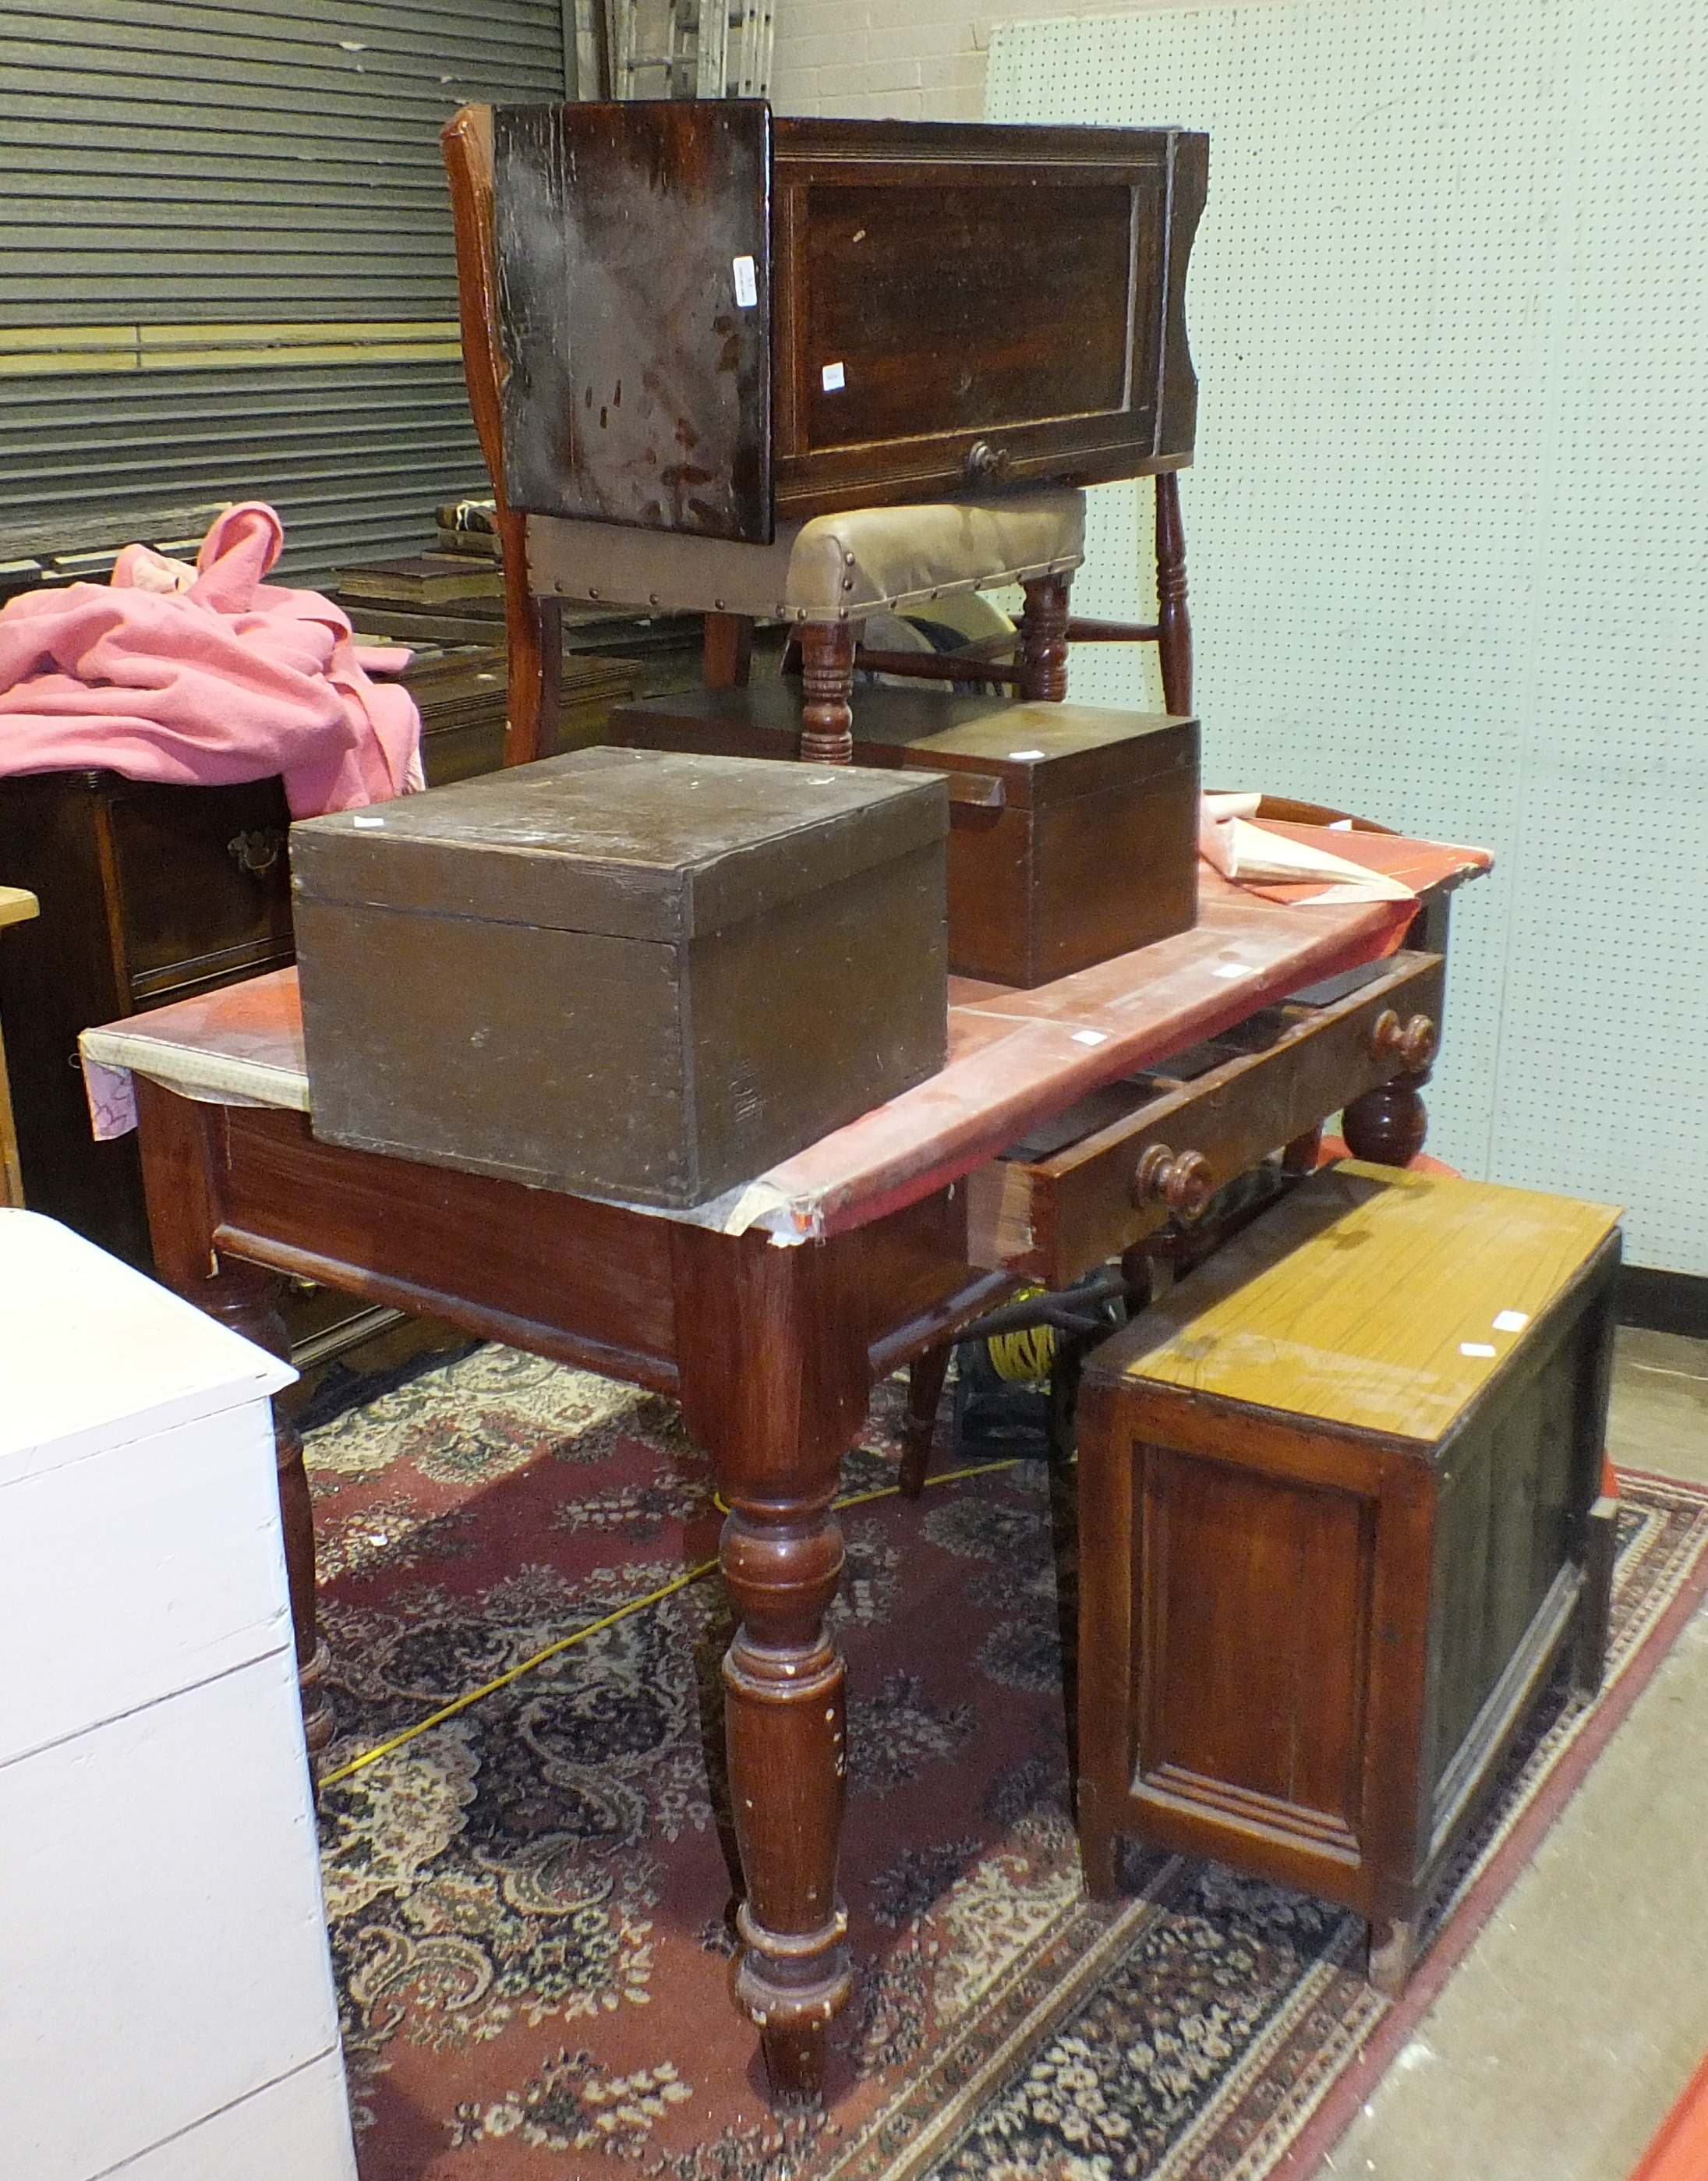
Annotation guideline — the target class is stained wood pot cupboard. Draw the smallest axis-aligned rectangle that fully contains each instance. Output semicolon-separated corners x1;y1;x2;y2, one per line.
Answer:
492;104;1208;542
604;682;1200;985
1076;1162;1622;1989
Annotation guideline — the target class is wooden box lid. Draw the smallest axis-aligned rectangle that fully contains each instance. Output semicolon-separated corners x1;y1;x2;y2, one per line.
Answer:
289;746;949;944
1086;1162;1621;1447
608;684;1197;809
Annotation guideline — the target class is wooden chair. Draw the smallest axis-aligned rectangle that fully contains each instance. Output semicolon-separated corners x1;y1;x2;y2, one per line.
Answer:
0;887;40;1209
440;105;1192;768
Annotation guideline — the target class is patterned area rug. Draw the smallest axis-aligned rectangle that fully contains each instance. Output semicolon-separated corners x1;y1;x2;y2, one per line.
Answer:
306;1345;1708;2181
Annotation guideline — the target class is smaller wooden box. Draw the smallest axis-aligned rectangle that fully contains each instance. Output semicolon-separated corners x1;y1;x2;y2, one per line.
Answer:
1076;1163;1621;1984
604;685;1199;986
291;747;949;1208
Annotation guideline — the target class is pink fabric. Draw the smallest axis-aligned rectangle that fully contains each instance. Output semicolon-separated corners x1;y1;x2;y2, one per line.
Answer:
0;502;422;816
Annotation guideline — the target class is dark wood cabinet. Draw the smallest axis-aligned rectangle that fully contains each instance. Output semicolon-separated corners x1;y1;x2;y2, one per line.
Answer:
493;104;1208;543
0;770;295;1264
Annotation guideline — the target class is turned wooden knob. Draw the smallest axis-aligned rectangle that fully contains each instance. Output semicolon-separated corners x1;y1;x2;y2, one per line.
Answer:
1132;1143;1216;1221
1369;1009;1437;1071
966;438;1012;486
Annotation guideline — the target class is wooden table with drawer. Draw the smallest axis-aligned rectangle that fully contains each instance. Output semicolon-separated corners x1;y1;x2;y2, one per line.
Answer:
81;844;1483;2108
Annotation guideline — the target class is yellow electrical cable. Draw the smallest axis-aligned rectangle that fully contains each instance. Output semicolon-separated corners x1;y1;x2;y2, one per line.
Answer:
320;1453;1023;1789
987;1321;1056;1383
982;1283;1056;1384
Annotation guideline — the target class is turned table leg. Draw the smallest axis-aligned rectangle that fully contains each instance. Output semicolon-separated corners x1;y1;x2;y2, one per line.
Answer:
1342;1011;1441;1168
670;1223;868;2103
1342;1071;1430;1167
200;1262;336;1769
133;1078;334;1770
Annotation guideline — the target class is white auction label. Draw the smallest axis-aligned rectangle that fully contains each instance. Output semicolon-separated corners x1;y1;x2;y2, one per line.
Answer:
732;254;758;307
1492;1309;1530;1333
822;360;846;391
1459;1342;1498;1358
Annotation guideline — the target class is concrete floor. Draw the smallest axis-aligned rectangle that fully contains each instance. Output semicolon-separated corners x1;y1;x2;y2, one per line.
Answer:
1310;1329;1708;2181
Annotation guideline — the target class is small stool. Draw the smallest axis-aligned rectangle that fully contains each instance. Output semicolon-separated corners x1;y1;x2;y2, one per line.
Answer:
1076;1160;1622;1992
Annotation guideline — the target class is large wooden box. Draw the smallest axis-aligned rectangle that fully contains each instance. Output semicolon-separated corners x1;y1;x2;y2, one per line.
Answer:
492;103;1208;542
291;747;949;1208
1076;1162;1621;1983
604;684;1198;986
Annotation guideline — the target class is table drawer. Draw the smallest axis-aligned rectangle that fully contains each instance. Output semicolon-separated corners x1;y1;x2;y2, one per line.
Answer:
967;949;1446;1284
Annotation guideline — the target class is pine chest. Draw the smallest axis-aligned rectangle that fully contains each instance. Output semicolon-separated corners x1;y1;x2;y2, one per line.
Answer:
290;747;949;1208
1076;1161;1621;1988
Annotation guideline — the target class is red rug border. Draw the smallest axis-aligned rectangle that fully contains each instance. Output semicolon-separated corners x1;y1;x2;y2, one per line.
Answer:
1627;2041;1708;2181
1275;1465;1708;2179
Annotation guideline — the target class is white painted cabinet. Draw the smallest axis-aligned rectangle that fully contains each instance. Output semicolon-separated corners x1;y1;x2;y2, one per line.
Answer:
0;1210;357;2181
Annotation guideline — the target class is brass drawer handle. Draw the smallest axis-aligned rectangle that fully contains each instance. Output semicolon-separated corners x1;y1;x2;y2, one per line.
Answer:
228;827;287;876
1368;1008;1437;1071
1132;1143;1215;1221
965;438;1012;486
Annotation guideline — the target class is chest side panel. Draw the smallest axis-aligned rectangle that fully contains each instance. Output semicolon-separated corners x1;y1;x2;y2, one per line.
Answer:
1139;1443;1378;1854
1027;760;1200;980
1420;1242;1620;1839
494;101;773;544
684;841;948;1198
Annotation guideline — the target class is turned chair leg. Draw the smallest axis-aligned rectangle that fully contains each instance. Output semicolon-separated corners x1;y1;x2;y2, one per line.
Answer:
899;1341;953;1497
798;620;856;763
1155;471;1192;715
1017;572;1073;701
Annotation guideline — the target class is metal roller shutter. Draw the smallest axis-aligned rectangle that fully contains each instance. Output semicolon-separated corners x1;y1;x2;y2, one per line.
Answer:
0;1;568;579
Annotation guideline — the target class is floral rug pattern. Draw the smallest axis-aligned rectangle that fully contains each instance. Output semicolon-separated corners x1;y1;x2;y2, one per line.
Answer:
306;1347;1708;2181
